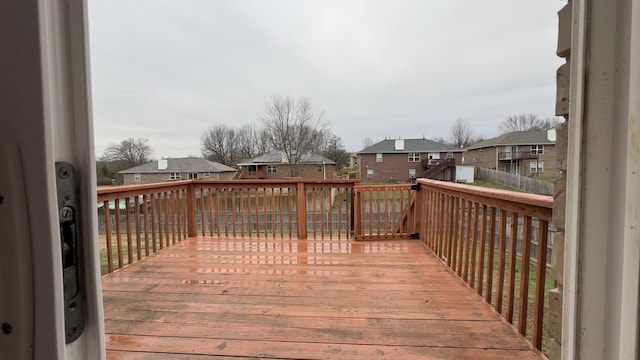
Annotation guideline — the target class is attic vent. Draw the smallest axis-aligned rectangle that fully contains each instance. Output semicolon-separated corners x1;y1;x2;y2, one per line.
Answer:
158;159;168;170
395;139;404;151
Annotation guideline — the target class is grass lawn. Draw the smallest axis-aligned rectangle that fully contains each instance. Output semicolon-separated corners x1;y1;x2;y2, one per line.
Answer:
468;179;525;192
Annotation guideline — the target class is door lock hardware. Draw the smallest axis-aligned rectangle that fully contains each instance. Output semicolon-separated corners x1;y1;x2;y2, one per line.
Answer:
56;162;85;343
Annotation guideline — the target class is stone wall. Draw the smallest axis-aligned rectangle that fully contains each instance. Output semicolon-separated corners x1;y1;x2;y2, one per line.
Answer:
547;2;571;359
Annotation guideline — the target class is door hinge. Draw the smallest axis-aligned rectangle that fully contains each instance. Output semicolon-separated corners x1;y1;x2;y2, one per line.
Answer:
56;162;85;343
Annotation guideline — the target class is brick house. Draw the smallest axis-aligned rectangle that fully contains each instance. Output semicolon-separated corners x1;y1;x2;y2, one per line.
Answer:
119;157;237;185
358;138;464;183
236;150;337;180
463;130;559;179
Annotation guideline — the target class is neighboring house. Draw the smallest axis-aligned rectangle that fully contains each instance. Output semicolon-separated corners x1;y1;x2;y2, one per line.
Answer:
463;130;559;179
119;157;237;185
358;138;465;182
236;150;336;180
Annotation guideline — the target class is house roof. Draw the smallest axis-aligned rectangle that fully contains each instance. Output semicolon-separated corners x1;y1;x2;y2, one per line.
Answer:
119;157;237;174
465;130;555;150
237;150;336;166
358;138;463;154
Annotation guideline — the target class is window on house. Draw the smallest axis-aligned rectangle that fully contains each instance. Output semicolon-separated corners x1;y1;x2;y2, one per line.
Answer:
367;169;374;179
446;152;454;158
134;173;141;182
170;172;180;180
189;173;198;179
317;165;323;172
267;165;277;173
376;153;383;162
530;161;544;172
203;172;210;177
248;165;258;172
409;169;416;178
408;153;420;162
531;145;544;155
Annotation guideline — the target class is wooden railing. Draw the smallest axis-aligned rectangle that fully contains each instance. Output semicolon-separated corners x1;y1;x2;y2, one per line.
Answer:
413;178;553;351
97;181;192;274
97;179;357;274
353;184;416;240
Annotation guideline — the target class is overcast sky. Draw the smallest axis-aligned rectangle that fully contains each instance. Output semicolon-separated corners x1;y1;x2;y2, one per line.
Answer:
89;0;565;158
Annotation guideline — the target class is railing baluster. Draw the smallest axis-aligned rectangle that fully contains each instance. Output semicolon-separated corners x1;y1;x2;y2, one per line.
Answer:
456;199;466;276
142;194;149;257
215;188;221;237
443;194;451;265
496;209;508;313
533;219;549;349
171;191;177;244
164;191;170;248
206;187;212;236
485;207;497;304
276;188;282;239
463;201;473;281
312;186;317;239
263;186;268;239
477;204;487;295
114;198;123;268
125;197;133;265
288;186;294;239
469;202;479;288
506;212;519;323
158;193;164;249
249;188;260;239
450;196;459;270
134;195;141;261
231;188;237;238
518;215;533;336
199;187;205;237
150;194;157;252
103;201;113;273
320;187;326;240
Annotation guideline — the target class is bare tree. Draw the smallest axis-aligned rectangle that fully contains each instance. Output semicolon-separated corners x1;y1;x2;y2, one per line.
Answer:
449;119;475;148
260;95;327;176
201;125;238;165
498;114;561;133
236;123;269;161
362;137;374;149
101;137;152;168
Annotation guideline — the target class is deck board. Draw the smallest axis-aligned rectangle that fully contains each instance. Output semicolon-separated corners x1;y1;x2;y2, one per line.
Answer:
103;236;542;359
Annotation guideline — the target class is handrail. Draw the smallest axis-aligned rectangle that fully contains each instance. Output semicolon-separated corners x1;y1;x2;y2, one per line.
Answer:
415;178;552;351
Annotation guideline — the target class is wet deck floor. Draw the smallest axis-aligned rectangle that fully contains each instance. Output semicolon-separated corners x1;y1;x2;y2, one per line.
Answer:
102;236;542;359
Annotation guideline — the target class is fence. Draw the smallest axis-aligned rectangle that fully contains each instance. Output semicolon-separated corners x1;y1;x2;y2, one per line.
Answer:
476;167;554;195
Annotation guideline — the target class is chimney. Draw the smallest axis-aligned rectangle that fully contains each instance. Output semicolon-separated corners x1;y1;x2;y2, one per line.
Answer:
547;129;557;141
395;139;404;151
158;159;168;170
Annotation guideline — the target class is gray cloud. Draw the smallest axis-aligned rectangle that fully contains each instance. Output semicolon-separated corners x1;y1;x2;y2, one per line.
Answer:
89;0;565;157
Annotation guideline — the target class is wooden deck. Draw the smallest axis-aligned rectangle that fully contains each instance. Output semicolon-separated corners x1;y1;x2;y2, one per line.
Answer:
102;236;543;359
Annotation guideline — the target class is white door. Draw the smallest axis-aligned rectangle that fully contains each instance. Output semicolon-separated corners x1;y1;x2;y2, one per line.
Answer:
427;152;441;165
1;1;105;359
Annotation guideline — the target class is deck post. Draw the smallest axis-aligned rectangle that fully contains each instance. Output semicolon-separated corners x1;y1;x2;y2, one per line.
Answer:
187;182;197;238
296;181;307;239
